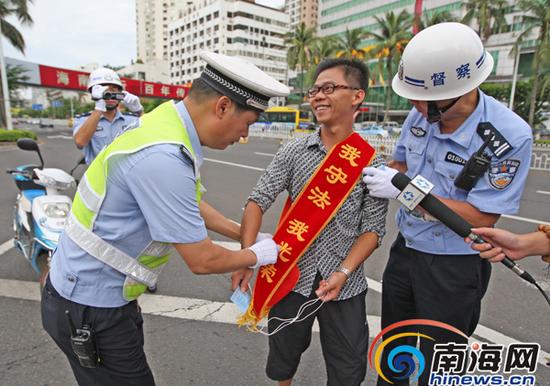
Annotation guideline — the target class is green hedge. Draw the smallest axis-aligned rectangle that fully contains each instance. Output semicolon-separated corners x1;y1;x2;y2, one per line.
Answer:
0;129;38;142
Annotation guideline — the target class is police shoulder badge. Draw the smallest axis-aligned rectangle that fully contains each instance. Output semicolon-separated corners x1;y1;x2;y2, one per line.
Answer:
488;159;520;190
410;126;426;137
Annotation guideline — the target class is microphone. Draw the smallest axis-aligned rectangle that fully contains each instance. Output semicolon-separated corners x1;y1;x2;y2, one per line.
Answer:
390;172;537;285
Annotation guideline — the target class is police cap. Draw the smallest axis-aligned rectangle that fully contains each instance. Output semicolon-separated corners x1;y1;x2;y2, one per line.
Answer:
199;51;289;111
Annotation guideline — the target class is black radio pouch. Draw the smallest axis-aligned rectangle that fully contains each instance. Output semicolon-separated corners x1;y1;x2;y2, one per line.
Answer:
66;311;99;368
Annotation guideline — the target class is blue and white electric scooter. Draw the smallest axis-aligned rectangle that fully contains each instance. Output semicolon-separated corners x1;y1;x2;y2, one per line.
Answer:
6;138;76;285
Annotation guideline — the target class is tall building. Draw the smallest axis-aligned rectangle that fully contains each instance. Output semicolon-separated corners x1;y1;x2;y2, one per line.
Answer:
168;0;289;87
136;0;187;62
286;0;319;30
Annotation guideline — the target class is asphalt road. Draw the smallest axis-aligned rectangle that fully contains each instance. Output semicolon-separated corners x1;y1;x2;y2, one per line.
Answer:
0;127;549;385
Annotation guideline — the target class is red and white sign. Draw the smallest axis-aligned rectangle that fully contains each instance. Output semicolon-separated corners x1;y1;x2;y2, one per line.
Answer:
8;58;189;100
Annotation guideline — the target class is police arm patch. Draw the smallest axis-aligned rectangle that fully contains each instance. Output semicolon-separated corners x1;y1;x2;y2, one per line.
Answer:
488;159;520;190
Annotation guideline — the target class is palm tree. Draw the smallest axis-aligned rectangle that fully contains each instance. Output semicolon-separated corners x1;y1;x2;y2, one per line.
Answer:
335;28;368;59
312;35;337;65
284;22;316;99
0;0;33;53
419;9;457;30
514;0;550;127
461;0;508;42
0;0;33;128
365;10;413;122
301;36;337;88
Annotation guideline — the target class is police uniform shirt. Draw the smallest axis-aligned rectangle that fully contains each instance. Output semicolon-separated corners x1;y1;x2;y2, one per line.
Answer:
50;101;207;307
393;90;532;255
73;110;139;164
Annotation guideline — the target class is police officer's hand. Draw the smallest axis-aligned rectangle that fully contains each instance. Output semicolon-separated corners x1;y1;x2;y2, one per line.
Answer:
231;268;254;293
315;271;347;302
247;239;279;269
91;85;108;112
122;91;143;113
362;165;400;199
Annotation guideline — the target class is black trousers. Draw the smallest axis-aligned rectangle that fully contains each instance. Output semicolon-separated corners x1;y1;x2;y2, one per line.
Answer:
266;272;369;386
41;277;155;386
377;234;491;386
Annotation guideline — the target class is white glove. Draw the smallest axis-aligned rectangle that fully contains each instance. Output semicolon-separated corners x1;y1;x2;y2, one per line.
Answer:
91;85;107;100
255;232;272;243
248;239;279;269
362;165;400;199
94;99;106;112
91;85;108;112
122;91;143;113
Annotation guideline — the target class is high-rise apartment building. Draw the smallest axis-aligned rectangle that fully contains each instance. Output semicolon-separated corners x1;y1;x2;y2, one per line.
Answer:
168;0;289;86
286;0;319;30
136;0;188;62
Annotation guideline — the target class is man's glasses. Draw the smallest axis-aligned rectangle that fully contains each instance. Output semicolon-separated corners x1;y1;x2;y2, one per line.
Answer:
307;82;360;98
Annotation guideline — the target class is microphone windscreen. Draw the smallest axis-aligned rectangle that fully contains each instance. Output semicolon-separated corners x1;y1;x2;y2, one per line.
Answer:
390;173;472;237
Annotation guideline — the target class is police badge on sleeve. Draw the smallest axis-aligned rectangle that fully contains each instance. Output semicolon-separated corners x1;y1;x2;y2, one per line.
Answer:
488;159;520;190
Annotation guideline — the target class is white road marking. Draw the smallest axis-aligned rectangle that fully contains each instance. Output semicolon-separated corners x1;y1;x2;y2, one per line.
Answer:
501;214;549;225
1;277;548;366
204;158;265;171
536;190;550;196
0;146;16;152
254;152;276;157
203;158;548;227
0;239;13;255
46;135;73;140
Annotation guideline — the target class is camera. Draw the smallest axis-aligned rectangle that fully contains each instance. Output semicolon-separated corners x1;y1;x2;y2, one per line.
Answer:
102;91;125;101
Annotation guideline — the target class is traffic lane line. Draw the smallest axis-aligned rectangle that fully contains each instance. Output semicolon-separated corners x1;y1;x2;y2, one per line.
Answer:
0;239;13;255
1;277;548;367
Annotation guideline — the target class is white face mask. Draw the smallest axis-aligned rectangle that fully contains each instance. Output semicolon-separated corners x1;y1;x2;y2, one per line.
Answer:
230;286;251;313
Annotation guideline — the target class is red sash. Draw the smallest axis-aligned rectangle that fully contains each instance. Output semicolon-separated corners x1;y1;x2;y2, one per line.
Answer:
239;132;376;328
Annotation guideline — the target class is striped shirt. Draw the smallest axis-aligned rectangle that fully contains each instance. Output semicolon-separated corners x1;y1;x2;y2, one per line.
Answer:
248;130;388;300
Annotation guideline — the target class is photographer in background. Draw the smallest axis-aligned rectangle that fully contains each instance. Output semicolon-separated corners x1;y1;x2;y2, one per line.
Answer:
73;67;143;164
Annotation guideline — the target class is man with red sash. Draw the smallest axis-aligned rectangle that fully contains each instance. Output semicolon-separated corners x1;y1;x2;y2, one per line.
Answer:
232;58;389;386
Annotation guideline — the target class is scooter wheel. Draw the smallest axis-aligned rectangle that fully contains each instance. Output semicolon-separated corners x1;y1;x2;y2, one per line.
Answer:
147;285;157;294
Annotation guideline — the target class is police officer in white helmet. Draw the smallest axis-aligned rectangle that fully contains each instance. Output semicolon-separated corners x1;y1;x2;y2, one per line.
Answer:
362;23;532;386
73;67;144;164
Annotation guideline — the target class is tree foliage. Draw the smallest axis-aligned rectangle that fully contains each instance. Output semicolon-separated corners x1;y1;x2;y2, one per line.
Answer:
481;80;549;128
461;0;508;42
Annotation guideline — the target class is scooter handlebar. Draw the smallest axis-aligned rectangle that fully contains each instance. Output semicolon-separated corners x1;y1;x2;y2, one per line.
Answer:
6;169;33;178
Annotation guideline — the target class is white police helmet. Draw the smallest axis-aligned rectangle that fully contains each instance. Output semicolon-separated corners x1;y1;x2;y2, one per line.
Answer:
392;22;494;101
87;67;123;91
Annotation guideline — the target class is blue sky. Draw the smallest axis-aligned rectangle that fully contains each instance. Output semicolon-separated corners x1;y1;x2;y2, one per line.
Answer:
3;0;285;70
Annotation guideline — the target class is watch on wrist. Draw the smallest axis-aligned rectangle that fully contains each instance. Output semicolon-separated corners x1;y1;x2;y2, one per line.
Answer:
335;266;352;280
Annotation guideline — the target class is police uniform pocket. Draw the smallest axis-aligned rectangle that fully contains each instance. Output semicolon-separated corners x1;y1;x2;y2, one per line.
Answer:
406;137;426;156
434;161;466;200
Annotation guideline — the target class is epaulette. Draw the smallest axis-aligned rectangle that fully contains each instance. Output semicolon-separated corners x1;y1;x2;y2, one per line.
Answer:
75;112;92;119
476;122;513;159
123;111;139;117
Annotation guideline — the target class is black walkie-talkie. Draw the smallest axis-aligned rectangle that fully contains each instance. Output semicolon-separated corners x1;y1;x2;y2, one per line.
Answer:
65;310;99;368
454;131;493;191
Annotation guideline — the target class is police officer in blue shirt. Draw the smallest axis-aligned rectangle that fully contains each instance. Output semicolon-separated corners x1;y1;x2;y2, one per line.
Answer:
363;23;532;386
73;67;143;164
41;52;289;386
